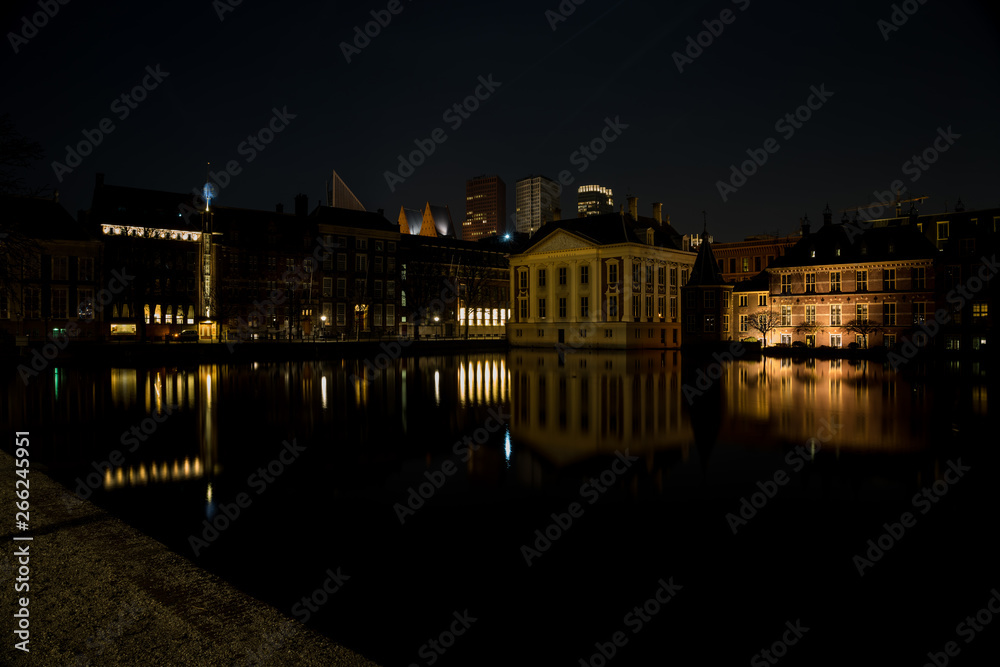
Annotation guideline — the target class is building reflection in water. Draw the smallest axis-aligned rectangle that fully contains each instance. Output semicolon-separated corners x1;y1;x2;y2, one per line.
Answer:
509;351;693;468
103;366;218;499
508;352;947;476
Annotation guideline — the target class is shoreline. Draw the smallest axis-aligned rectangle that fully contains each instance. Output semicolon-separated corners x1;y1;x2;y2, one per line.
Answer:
0;449;381;666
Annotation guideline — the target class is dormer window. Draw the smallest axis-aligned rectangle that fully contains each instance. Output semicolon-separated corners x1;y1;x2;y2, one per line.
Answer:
646;229;655;245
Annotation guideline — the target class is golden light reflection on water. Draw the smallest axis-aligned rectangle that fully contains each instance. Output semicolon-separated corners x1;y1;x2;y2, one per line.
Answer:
508;352;950;467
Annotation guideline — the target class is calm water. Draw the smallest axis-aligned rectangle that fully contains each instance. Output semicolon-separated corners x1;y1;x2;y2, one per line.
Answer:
4;351;996;665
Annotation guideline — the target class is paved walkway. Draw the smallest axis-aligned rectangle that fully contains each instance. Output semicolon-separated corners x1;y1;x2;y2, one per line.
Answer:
1;451;381;666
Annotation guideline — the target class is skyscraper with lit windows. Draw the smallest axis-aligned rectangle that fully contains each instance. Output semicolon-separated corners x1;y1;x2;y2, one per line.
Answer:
577;185;613;216
463;175;506;240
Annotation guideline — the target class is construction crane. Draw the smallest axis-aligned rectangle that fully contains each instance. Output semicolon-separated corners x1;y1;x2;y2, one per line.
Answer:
840;195;929;216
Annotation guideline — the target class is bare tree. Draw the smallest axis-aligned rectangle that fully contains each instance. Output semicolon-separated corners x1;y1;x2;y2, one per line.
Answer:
842;318;884;349
746;310;781;346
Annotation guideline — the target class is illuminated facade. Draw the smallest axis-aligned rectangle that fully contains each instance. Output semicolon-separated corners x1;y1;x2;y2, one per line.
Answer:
515;175;560;236
507;212;696;349
577;185;613;217
766;218;937;348
711;232;801;283
464;175;506;241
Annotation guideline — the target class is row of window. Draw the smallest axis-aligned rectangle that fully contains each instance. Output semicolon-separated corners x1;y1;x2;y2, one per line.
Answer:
316;303;397;327
321;278;397;299
779;268;927;294
522;265;690;289
686;314;731;333
718;255;773;274
520;296;680;321
16;255;95;281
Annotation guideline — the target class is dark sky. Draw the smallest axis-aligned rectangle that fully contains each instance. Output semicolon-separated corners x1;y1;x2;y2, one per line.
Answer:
4;0;999;241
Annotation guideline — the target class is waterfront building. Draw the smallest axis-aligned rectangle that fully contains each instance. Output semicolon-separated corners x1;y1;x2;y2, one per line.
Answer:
0;193;103;341
507;210;695;349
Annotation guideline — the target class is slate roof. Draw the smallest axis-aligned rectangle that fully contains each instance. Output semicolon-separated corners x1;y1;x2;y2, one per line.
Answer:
310;205;397;232
768;221;937;268
686;236;728;286
524;212;685;251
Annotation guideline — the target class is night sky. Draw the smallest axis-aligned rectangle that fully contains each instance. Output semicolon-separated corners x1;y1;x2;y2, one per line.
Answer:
4;0;999;241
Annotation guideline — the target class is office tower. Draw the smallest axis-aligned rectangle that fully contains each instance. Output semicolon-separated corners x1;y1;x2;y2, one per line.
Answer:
515;175;560;236
464;175;506;240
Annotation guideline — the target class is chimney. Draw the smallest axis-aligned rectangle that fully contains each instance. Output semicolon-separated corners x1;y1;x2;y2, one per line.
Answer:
801;213;811;236
553;207;561;222
96;173;105;187
823;203;832;226
294;193;308;217
377;208;384;217
652;202;663;224
665;214;671;226
53;190;59;203
276;203;284;213
627;196;637;220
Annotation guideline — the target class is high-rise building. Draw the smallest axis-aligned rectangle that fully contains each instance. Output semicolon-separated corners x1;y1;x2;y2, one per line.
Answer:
577;185;613;216
464;175;506;240
515;175;560;236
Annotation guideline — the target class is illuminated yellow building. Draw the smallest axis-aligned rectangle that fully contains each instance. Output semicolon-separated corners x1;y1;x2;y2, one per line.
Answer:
507;211;696;349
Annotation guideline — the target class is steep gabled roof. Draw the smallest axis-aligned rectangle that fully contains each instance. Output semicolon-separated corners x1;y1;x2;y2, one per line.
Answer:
686;237;727;286
398;207;425;236
425;203;455;238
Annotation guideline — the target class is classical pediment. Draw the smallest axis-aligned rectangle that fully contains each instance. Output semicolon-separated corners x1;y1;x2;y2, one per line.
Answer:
525;230;596;255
